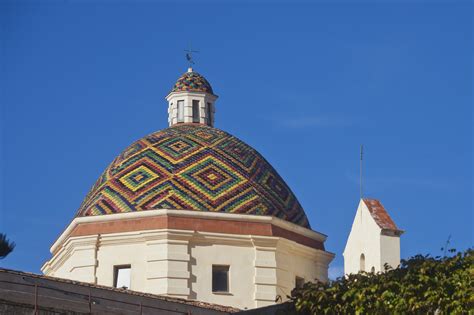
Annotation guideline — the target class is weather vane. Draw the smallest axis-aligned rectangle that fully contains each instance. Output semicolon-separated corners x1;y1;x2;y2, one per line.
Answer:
184;44;199;67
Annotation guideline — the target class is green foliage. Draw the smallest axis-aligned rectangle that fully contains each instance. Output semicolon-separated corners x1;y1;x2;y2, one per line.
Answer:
0;233;15;259
291;249;473;314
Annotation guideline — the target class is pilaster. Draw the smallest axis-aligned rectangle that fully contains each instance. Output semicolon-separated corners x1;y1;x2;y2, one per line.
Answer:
43;235;99;284
252;237;283;308
145;230;194;298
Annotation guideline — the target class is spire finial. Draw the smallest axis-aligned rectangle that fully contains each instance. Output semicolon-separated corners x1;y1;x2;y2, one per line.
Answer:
360;144;364;200
184;43;199;68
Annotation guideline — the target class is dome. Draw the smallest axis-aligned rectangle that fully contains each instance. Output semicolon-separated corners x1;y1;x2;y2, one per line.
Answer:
77;124;310;228
171;69;214;95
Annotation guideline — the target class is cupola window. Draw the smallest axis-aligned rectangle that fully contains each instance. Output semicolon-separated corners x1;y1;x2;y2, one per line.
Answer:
177;100;184;123
212;265;229;293
206;103;212;126
192;100;200;123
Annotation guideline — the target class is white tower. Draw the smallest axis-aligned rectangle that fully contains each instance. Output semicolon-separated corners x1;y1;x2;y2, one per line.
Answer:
343;198;403;275
166;67;218;127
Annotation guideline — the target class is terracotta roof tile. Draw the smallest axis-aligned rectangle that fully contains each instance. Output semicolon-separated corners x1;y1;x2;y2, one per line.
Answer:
0;268;240;313
363;198;402;233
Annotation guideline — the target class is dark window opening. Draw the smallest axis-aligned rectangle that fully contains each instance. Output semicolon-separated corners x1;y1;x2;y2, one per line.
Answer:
113;265;131;289
295;276;305;289
212;265;229;293
360;253;365;272
206;103;212;125
177;100;184;123
192;100;200;123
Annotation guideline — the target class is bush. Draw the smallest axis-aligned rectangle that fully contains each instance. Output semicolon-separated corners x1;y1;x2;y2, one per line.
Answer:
291;249;473;314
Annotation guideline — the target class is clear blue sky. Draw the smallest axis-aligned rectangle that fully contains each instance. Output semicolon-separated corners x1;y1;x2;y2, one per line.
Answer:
1;1;472;278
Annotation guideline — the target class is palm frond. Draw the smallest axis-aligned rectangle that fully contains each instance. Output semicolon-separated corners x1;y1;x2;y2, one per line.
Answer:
0;233;15;259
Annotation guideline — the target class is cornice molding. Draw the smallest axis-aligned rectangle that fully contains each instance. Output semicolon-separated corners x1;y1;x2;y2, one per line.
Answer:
51;209;328;254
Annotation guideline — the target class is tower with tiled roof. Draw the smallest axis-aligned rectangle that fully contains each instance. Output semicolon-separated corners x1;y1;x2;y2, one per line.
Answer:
343;198;403;275
42;67;334;310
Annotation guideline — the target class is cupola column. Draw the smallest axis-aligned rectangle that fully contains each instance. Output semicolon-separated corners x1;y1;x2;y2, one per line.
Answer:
166;68;218;127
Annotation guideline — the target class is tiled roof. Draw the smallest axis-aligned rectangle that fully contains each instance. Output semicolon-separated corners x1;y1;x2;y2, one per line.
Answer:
77;124;310;228
171;70;214;94
0;268;239;313
363;198;402;232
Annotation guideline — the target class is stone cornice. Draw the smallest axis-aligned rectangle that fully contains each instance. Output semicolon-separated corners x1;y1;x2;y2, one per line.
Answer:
50;209;329;254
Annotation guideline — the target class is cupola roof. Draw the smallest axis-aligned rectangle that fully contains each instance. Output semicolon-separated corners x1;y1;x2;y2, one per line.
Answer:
170;68;214;95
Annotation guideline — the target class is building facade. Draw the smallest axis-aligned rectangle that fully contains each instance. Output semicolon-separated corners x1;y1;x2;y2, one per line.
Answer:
343;198;403;275
42;68;335;310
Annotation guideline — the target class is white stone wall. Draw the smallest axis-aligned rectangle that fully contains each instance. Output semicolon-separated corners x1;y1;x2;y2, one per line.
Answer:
343;200;401;275
343;200;381;274
190;235;256;309
166;92;217;127
44;235;99;284
380;234;401;271
42;211;334;310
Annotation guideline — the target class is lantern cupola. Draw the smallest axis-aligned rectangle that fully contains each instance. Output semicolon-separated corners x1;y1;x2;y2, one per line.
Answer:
166;67;218;127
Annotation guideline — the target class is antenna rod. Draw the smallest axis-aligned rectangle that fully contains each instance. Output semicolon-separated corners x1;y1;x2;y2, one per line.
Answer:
360;144;363;200
443;234;451;256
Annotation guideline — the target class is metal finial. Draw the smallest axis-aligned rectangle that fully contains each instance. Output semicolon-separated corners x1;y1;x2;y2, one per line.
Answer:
184;44;199;68
360;144;364;200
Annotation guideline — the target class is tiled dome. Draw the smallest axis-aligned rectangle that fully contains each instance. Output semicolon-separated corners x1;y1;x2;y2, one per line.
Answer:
77;124;310;228
171;69;214;94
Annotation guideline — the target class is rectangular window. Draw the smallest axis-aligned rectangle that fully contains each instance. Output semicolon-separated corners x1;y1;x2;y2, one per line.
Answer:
206;103;212;125
192;100;200;123
212;265;229;293
295;276;305;289
177;100;184;123
114;265;131;289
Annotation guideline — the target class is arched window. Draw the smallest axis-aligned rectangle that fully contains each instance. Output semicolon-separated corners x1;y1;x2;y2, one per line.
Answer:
360;253;365;272
371;266;375;273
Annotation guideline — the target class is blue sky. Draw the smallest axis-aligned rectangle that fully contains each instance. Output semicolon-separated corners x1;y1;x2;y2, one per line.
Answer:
1;1;472;278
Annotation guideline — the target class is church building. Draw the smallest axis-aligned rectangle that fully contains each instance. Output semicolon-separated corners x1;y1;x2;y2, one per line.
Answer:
41;67;335;310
